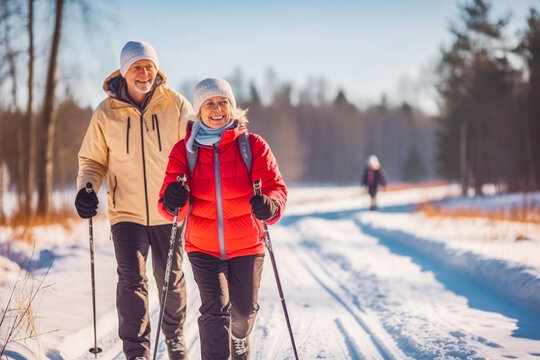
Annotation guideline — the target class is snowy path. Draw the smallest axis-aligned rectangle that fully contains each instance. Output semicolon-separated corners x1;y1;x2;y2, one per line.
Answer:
72;220;407;360
71;229;402;359
3;185;540;359
278;211;540;359
71;189;540;359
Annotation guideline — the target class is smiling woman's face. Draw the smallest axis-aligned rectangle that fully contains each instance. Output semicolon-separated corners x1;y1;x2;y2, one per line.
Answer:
200;96;231;129
124;59;157;104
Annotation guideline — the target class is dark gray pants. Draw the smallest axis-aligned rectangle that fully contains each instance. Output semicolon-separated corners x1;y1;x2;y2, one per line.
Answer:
111;222;186;359
188;252;264;360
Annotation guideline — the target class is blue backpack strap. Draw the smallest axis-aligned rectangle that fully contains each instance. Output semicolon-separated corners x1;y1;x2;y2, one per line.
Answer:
186;120;198;175
238;131;252;175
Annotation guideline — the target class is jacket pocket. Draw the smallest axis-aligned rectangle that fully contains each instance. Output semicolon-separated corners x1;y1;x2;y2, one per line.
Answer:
126;117;131;154
152;114;162;151
112;176;118;208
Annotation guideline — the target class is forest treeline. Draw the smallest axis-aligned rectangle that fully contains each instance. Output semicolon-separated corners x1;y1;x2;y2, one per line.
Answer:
1;84;436;187
0;0;539;219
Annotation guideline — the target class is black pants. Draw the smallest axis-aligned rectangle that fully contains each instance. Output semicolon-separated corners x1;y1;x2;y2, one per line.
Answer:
188;252;264;360
111;222;187;359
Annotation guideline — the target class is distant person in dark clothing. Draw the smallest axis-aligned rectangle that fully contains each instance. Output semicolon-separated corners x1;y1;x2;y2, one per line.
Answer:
362;155;387;210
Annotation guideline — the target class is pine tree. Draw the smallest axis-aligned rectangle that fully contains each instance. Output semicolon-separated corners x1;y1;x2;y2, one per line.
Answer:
436;0;524;194
516;9;540;189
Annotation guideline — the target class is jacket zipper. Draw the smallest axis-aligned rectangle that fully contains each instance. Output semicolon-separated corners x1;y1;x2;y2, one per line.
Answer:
213;144;226;260
152;114;162;151
126;117;131;154
140;114;150;225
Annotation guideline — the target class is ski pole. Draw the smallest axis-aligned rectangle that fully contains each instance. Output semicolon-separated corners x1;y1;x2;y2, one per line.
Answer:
86;183;102;358
253;179;299;360
153;174;188;360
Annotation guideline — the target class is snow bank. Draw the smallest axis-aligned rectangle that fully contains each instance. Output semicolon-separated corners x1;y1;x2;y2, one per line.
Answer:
359;213;540;317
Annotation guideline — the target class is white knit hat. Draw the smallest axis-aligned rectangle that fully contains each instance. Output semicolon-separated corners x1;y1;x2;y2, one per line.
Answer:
368;155;381;170
193;78;236;116
120;41;159;77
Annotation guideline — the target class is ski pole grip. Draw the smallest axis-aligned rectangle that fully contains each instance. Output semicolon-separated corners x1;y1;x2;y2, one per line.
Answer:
253;179;262;196
177;173;190;192
86;182;93;194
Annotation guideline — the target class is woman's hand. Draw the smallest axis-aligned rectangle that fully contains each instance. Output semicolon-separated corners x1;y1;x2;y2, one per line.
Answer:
250;194;277;220
164;182;189;210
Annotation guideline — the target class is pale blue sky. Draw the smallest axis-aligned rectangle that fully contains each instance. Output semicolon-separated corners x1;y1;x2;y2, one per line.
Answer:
59;0;539;115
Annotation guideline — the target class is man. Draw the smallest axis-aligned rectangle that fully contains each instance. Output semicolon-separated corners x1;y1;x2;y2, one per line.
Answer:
75;41;192;360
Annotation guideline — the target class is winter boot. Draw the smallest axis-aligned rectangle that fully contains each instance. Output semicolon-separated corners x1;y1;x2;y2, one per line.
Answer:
166;336;188;360
370;198;377;210
231;335;249;360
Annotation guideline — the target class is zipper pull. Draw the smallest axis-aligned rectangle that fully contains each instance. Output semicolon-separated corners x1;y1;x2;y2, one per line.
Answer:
142;116;149;132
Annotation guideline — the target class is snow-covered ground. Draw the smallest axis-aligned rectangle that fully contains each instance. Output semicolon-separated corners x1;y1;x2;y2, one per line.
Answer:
1;185;540;359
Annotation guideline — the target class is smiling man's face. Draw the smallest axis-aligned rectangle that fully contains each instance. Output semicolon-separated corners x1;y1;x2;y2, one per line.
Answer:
124;59;157;104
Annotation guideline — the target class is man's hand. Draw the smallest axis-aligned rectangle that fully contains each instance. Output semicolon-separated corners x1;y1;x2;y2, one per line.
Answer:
75;187;99;219
250;194;277;221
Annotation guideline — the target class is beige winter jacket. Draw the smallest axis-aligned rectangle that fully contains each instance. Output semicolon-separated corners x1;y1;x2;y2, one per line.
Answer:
77;70;193;226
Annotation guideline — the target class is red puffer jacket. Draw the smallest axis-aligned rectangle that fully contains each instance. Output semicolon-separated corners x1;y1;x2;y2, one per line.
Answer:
158;122;287;259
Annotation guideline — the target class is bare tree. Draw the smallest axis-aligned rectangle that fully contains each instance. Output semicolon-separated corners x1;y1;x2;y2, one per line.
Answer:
36;0;65;216
1;0;25;208
0;1;18;108
24;0;35;214
0;139;5;223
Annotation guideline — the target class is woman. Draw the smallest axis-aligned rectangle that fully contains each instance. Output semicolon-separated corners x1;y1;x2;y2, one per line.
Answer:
158;78;287;360
361;154;387;210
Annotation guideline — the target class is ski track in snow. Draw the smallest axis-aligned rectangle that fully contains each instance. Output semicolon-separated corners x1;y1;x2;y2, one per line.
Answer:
290;234;406;359
254;232;390;360
71;261;203;360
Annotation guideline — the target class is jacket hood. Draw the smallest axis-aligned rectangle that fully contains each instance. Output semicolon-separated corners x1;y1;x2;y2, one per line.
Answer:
102;69;168;98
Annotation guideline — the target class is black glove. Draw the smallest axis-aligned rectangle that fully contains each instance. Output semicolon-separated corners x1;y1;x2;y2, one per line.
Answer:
75;187;99;219
250;194;277;220
164;182;189;210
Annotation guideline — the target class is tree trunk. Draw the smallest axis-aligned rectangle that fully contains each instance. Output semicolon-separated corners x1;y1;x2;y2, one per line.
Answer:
460;120;468;195
1;0;24;209
24;0;35;214
36;0;64;216
0;113;5;224
474;117;484;196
